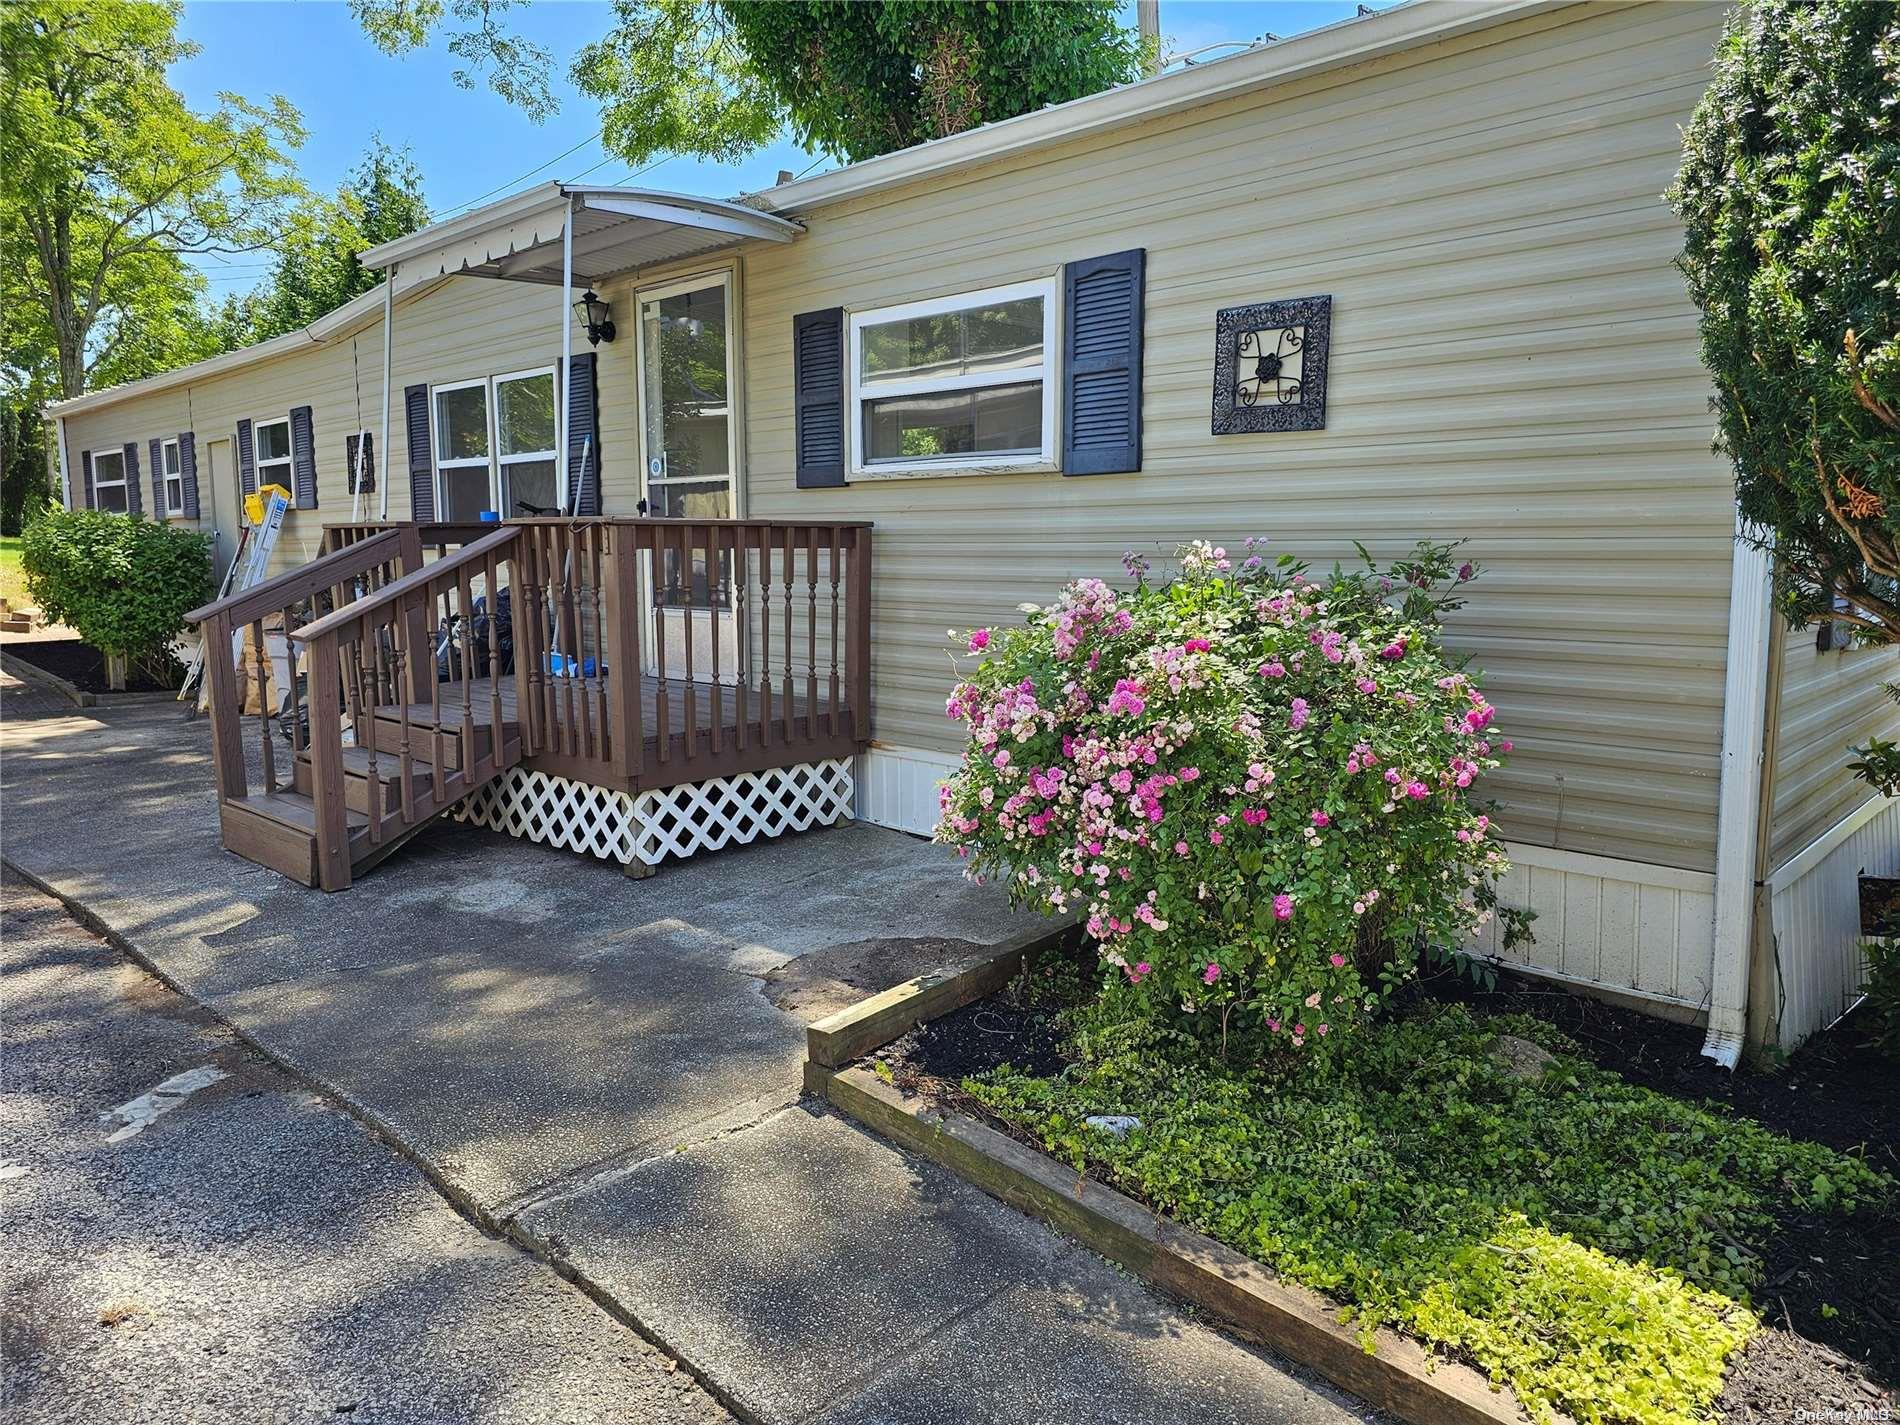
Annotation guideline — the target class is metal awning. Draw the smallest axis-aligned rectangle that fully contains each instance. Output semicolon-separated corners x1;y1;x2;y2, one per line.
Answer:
355;182;800;524
358;182;802;285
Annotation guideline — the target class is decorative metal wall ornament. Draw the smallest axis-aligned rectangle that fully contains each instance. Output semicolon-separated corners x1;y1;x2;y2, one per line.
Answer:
1211;295;1332;434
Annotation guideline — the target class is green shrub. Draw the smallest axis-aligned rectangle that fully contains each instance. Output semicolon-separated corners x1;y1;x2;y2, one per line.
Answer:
1861;937;1900;1061
936;539;1526;1058
969;996;1889;1425
1668;0;1900;640
20;509;211;672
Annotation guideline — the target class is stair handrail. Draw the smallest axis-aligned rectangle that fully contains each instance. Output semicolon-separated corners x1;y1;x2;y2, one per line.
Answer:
186;528;405;632
290;526;519;646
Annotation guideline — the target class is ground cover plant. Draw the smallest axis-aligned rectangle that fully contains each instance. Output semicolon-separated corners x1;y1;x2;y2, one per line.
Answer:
937;539;1524;1058
961;993;1891;1425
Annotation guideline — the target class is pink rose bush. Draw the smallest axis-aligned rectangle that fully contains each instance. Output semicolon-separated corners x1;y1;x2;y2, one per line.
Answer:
937;538;1519;1055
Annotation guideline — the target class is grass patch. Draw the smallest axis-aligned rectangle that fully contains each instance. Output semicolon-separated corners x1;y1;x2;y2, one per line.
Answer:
965;997;1889;1425
0;535;24;605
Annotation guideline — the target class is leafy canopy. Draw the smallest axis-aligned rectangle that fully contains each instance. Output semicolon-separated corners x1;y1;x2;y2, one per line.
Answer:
216;139;431;348
1669;0;1900;641
350;0;1149;166
0;0;305;398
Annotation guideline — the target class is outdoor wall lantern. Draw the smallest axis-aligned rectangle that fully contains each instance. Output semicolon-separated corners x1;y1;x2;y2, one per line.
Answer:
1211;294;1331;434
574;289;616;346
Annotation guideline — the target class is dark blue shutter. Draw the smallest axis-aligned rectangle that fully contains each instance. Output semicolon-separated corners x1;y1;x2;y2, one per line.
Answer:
122;442;143;515
794;308;845;488
81;450;94;509
565;352;601;515
1061;248;1145;476
346;432;375;494
179;432;199;519
289;405;317;509
149;438;165;516
237;419;256;495
404;384;434;521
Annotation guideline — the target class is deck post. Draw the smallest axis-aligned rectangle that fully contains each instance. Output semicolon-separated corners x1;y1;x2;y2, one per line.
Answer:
849;527;872;748
200;611;247;803
379;265;394;522
601;523;643;784
307;638;352;891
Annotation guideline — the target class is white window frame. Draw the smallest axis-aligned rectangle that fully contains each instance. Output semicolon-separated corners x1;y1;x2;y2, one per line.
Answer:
431;376;496;519
493;364;560;514
846;277;1058;479
91;448;128;512
251;415;293;491
160;437;184;517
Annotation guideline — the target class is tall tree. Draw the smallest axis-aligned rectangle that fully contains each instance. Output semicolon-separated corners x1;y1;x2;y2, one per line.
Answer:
349;0;1149;166
219;139;431;348
1;0;305;400
1670;0;1900;642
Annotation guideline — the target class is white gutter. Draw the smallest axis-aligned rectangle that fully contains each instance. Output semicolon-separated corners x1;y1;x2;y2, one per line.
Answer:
557;197;572;514
1703;520;1776;1068
759;0;1571;216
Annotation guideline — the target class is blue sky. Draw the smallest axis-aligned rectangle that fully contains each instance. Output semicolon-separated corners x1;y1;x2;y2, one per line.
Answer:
177;1;1383;298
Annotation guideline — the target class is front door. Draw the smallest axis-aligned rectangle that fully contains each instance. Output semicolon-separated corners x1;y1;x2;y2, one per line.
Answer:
636;272;739;682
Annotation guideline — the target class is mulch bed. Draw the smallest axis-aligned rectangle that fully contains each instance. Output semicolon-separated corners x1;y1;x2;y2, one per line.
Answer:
4;638;179;695
873;954;1898;1421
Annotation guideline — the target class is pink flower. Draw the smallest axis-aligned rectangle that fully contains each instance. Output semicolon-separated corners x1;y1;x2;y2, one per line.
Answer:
1458;562;1474;581
1184;638;1211;653
1379;640;1407;660
1305;991;1322;1009
992;750;1011;769
1357;678;1377;695
1288;698;1309;732
1174;840;1190;856
968;628;991;652
1203;963;1221;985
1310;810;1330;828
1128;961;1151;984
1266;1018;1281;1033
1208;830;1224;846
1329;954;1346;968
1316;1023;1329;1037
1260;661;1287;680
1406;780;1430;800
1273;893;1294;920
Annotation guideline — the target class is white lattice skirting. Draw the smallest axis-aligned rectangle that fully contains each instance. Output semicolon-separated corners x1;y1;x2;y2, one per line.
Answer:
450;759;855;873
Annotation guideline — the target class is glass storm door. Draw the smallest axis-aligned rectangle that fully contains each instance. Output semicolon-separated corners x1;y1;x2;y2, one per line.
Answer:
637;274;739;682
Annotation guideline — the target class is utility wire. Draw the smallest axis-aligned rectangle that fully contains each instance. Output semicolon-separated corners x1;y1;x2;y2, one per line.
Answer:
429;128;607;219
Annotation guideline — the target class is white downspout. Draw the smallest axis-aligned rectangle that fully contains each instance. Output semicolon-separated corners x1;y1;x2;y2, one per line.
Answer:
1703;516;1776;1067
557;195;574;514
54;414;72;509
380;265;395;521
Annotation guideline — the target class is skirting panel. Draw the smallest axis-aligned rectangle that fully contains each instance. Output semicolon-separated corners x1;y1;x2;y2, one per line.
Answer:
1768;797;1900;1049
452;759;855;872
1469;846;1717;1012
860;743;1719;1019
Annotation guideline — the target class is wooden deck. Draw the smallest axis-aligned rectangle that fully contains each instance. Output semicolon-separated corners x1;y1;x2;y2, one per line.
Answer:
370;673;859;794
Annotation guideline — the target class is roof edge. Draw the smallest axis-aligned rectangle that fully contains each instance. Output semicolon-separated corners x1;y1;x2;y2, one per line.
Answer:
45;276;444;420
757;0;1573;216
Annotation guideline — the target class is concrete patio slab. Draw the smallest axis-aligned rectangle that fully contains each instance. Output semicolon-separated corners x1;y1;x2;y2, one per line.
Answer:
2;674;1378;1424
518;1105;1366;1425
0;681;1044;1212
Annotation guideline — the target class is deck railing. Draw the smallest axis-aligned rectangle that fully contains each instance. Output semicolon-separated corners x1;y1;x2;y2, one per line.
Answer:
316;516;873;791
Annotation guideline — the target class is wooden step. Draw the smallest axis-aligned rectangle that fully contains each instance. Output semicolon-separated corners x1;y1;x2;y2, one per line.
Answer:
219;791;369;887
363;713;515;772
291;744;495;816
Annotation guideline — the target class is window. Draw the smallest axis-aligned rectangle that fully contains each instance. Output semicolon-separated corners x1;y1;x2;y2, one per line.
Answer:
91;449;128;513
848;280;1056;474
253;417;293;489
432;368;560;520
433;379;491;522
161;438;184;516
495;368;558;515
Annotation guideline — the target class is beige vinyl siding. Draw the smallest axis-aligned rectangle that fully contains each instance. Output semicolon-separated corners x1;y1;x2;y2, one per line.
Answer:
739;0;1735;872
1770;633;1900;869
58;278;602;575
64;389;196;524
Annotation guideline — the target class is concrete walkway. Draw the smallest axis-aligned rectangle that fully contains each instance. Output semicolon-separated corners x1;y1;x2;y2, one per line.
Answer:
1;672;1375;1424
